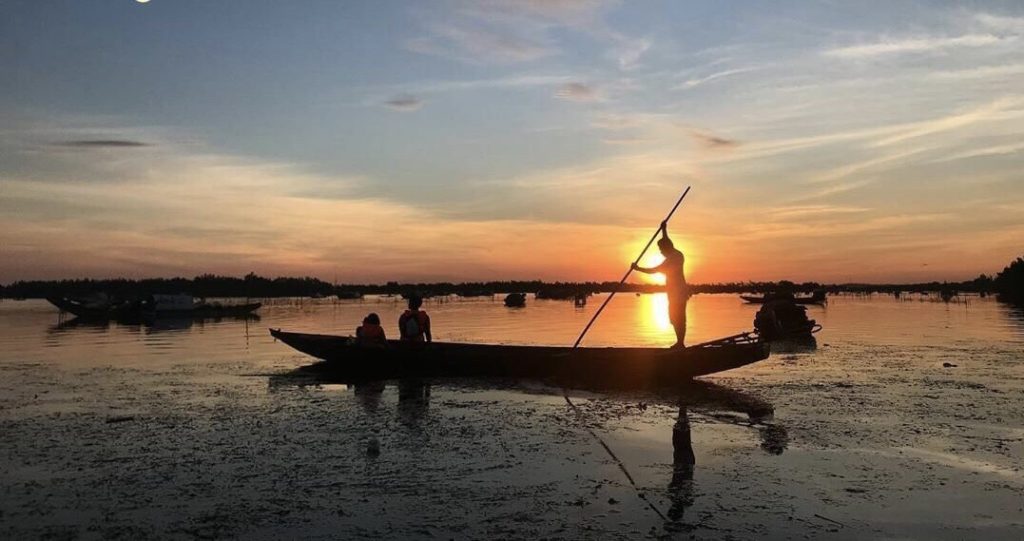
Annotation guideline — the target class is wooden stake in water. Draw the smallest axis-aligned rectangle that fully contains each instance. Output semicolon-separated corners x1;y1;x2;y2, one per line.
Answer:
572;186;691;349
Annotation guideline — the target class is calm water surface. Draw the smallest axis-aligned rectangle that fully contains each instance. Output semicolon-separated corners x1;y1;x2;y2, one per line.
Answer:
5;292;1021;361
1;294;1022;539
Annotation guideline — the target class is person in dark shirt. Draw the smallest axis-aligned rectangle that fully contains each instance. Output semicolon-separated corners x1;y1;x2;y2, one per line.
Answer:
398;296;432;344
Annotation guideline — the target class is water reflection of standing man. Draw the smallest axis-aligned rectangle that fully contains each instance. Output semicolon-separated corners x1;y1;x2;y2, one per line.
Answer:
632;220;690;347
668;402;696;522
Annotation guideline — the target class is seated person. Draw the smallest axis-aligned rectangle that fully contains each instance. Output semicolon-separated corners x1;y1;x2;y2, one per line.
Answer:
355;313;387;347
398;296;432;344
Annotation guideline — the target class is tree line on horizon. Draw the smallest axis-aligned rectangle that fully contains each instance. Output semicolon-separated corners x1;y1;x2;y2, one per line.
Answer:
1;260;1021;304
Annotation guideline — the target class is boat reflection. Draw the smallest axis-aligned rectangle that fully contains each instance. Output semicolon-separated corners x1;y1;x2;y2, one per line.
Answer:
49;313;260;335
769;335;818;353
1003;303;1024;338
47;317;113;333
269;369;784;531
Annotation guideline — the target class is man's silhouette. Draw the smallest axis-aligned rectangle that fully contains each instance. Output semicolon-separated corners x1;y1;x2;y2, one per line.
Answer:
632;221;689;347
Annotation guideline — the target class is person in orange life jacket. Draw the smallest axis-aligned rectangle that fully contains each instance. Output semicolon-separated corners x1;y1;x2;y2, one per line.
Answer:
631;220;690;348
399;296;432;343
355;313;387;347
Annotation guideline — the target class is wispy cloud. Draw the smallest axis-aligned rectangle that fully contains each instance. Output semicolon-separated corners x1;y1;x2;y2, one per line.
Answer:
812;146;934;184
933;141;1024;163
707;96;1024;167
823;34;1011;58
975;13;1024;33
929;63;1024;80
555;82;600;102
383;94;424;112
688;130;738;150
54;139;151;148
405;22;554;64
601;137;651;145
405;1;608;64
676;67;759;89
872;97;1023;147
589;112;648;130
768;205;871;220
404;74;575;94
611;37;651;70
788;179;876;203
405;0;624;65
468;0;614;26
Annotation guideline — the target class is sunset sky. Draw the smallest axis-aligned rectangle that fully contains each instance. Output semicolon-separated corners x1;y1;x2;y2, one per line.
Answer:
2;1;1022;284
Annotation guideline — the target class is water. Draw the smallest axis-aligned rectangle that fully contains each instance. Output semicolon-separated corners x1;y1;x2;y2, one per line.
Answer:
1;294;1023;539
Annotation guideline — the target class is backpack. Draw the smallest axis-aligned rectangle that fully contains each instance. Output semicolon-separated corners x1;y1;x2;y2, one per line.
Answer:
404;314;421;338
401;310;426;340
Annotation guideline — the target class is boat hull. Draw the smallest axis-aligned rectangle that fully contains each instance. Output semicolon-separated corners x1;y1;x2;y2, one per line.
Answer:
269;329;771;387
47;296;261;321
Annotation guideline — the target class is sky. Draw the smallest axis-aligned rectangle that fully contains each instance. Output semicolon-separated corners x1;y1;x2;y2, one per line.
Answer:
1;0;1022;284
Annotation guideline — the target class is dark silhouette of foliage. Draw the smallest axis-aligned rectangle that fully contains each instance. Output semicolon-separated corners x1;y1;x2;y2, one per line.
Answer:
0;272;1015;300
995;257;1024;304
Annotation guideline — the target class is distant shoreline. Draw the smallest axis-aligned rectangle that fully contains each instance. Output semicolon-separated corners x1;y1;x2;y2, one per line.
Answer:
0;273;997;299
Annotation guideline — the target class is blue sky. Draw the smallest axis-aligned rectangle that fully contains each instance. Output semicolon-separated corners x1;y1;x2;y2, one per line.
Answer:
2;1;1023;283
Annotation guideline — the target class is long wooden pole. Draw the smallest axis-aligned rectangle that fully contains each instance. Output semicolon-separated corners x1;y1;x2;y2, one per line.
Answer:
572;186;691;349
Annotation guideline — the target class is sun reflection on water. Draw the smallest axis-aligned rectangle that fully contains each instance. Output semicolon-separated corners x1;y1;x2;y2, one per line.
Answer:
646;292;673;332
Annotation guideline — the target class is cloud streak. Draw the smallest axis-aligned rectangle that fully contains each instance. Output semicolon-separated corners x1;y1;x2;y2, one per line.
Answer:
555;82;600;102
676;67;759;89
975;13;1024;33
823;34;1011;58
383;94;424;111
54;139;151;148
688;130;738;150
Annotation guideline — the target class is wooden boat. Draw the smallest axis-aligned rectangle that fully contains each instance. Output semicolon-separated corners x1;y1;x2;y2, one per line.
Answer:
740;291;827;305
47;295;261;320
47;296;135;319
269;329;770;387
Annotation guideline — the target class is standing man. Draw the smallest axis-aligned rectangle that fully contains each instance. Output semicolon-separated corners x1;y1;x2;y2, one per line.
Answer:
632;221;690;348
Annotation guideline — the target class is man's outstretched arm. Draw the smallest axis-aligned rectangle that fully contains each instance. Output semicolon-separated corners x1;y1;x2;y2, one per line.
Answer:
631;263;660;274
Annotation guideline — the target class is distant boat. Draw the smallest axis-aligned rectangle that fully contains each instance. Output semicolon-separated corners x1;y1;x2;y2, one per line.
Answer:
47;294;132;320
753;299;822;341
269;329;770;387
48;294;261;321
336;291;364;300
504;293;527;307
740;291;827;305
